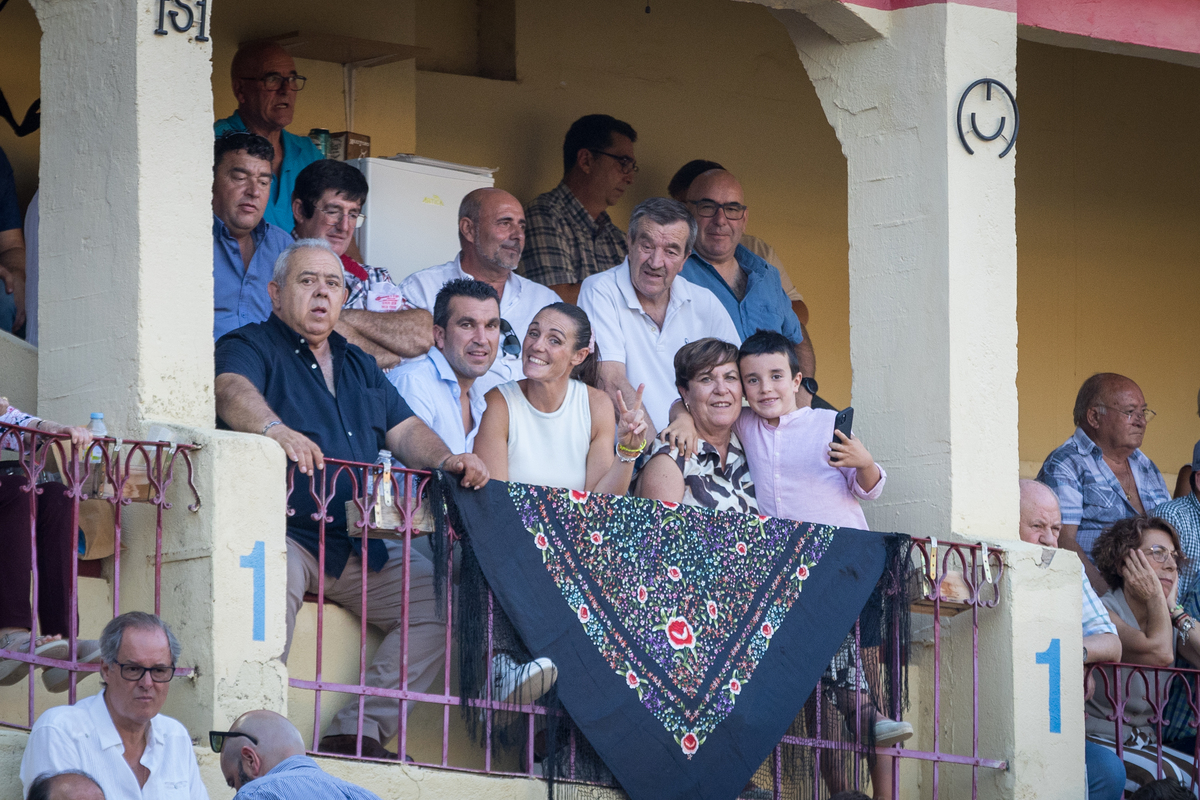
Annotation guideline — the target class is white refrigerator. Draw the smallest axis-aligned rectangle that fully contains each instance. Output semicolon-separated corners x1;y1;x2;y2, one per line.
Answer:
348;156;497;283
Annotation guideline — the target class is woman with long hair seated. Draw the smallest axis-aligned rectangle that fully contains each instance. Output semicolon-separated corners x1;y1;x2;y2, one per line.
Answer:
1087;515;1200;792
473;302;647;706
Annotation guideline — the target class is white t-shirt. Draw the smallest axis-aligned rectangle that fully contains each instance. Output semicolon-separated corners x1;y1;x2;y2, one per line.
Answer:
399;254;562;396
21;691;208;800
577;258;741;432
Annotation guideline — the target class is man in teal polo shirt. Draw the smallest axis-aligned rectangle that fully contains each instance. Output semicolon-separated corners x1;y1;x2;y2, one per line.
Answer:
680;168;819;407
214;40;321;232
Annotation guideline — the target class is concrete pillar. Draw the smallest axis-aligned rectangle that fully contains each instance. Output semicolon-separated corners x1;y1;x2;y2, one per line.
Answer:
768;2;1020;543
32;0;213;433
29;0;289;734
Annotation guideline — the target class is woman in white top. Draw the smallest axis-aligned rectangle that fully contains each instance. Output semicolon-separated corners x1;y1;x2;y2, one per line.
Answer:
475;302;646;494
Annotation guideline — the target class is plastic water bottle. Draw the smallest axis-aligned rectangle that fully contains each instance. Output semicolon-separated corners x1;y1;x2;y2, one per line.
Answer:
85;413;107;494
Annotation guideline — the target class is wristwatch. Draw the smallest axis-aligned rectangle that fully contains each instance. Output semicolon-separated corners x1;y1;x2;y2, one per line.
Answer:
1178;615;1196;645
800;377;819;395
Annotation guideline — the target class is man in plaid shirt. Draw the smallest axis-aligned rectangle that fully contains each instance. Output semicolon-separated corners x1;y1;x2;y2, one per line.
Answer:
1038;373;1170;594
518;115;637;302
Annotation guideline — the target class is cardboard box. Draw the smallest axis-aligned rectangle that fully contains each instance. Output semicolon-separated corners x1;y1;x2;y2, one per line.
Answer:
329;131;370;161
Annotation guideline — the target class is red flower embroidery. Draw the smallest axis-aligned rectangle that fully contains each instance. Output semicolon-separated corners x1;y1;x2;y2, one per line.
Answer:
666;617;696;650
667;566;683;582
590;531;603;545
706;600;718;619
637;585;649;604
534;533;549;550
729;678;741;695
735;541;747;556
661;500;679;509
761;622;775;639
680;732;699;755
578;604;590;623
626;670;639;688
757;514;769;523
795;564;810;580
569;489;589;503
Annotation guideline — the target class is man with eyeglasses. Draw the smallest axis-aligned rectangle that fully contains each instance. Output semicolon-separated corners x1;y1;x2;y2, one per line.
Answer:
1039;373;1171;594
519;114;637;302
21;612;207;799
292;160;433;369
400;188;560;395
215;40;322;232
213;133;294;340
681;169;818;408
1152;442;1200;598
211;710;380;797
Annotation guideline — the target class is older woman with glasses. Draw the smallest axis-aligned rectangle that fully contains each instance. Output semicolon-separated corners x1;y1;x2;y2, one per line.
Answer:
1086;515;1200;792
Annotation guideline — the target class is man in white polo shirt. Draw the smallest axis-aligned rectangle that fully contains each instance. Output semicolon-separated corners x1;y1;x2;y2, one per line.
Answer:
578;197;740;439
400;188;561;396
20;612;207;800
389;278;499;455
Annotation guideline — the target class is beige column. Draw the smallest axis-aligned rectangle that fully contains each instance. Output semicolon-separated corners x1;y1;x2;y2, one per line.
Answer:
755;3;1081;797
29;0;289;733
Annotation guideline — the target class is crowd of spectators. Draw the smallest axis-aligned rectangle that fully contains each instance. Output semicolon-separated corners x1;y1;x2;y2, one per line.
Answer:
5;34;1200;800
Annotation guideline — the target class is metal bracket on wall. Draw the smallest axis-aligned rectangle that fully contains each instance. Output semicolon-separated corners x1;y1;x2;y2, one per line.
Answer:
956;78;1019;158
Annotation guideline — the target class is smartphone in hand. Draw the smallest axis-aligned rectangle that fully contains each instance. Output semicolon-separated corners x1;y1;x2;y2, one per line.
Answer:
832;407;854;445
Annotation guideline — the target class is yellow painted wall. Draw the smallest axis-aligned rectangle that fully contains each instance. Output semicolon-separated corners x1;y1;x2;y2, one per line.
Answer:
1015;40;1200;482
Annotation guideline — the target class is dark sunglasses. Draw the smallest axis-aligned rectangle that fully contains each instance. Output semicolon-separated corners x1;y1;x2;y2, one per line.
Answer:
210;729;260;753
499;319;521;358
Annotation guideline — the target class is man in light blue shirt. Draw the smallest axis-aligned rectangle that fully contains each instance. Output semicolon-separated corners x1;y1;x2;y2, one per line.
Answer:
212;133;293;340
390;278;500;455
214;710;380;799
1154;440;1200;597
680;169;817;406
213;41;322;232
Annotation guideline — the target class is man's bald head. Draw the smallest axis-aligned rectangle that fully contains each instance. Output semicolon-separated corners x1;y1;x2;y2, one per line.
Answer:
1019;479;1062;547
28;771;105;800
458;188;526;273
219;710;306;790
230;41;301;134
230;41;292;83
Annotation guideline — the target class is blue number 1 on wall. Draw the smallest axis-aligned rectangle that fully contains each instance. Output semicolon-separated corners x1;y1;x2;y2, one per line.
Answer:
1035;638;1061;733
240;541;266;641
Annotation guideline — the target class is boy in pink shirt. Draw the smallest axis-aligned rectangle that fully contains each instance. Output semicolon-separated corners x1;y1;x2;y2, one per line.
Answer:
734;330;885;529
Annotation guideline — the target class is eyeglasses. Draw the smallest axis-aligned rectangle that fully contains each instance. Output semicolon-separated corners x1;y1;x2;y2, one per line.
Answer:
240;73;307;92
1096;405;1157;423
320;206;366;228
209;730;260;753
499;319;521;358
114;661;176;683
587;149;639;175
688;199;748;221
1142;545;1182;565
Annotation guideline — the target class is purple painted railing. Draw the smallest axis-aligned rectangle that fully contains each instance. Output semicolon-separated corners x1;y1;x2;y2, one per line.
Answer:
0;419;200;729
285;458;1017;797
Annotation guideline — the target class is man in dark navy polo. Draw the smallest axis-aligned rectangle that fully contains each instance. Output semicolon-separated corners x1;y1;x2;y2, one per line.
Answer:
214;238;488;759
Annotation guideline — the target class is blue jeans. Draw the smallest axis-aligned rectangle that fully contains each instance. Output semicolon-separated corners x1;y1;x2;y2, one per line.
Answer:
1086;739;1126;800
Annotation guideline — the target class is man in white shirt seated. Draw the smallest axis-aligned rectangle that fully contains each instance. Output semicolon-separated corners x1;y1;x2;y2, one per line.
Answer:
577;197;740;440
389;278;499;456
20;612;207;800
400;188;561;396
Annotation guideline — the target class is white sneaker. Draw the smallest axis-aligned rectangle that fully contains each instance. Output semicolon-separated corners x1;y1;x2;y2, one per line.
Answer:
491;654;557;705
874;718;914;747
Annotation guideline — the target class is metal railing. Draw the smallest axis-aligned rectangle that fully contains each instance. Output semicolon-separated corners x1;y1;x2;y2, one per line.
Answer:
0;420;200;728
286;459;1011;798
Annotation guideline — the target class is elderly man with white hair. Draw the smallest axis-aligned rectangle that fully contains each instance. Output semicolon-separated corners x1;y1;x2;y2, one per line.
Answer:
215;239;488;759
1018;479;1124;800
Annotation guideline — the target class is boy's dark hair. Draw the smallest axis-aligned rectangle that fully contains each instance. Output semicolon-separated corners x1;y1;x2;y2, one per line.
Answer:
292;160;369;221
1130;778;1193;800
433;278;500;330
562;114;637;175
738;329;801;378
214;132;274;171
